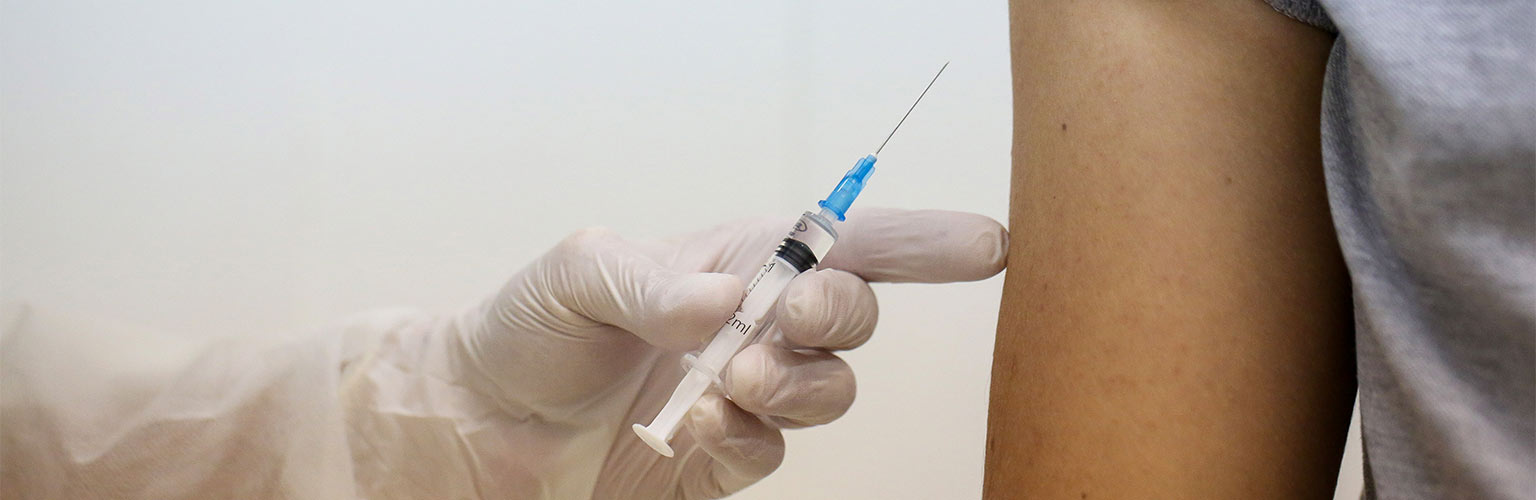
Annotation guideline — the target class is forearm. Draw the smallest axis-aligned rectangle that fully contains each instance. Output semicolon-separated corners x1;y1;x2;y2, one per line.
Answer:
986;0;1354;497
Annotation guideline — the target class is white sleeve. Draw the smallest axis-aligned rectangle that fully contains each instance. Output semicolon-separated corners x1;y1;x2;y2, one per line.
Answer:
0;303;429;499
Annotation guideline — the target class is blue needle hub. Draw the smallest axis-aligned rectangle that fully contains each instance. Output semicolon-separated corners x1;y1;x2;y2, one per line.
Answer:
817;154;878;221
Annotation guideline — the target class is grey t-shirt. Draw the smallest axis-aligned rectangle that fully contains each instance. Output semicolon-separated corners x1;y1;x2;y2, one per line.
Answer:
1262;1;1535;498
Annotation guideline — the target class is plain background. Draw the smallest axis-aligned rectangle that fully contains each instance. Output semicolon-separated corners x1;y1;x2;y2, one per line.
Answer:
1;1;1363;498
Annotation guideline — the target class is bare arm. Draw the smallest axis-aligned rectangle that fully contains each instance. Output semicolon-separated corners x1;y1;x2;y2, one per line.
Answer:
985;1;1355;497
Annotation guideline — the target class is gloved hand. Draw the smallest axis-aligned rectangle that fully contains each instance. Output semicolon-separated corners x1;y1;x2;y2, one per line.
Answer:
341;207;1007;499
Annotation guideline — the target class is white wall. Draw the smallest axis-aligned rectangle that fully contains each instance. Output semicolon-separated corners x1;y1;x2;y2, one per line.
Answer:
0;1;1360;498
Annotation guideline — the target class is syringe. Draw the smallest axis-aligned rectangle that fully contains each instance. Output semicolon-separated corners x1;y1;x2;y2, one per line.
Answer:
632;62;948;457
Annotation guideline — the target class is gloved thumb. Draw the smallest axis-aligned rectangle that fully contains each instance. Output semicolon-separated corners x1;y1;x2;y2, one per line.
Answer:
545;227;742;351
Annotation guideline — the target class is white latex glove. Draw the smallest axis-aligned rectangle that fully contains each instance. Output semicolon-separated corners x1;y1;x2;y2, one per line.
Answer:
0;207;1005;500
341;207;1007;499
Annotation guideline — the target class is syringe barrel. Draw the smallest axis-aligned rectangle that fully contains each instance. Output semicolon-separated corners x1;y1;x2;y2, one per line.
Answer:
691;210;839;371
633;210;840;454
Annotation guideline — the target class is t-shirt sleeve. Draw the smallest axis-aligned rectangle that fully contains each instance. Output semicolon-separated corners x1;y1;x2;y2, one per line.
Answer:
1261;0;1337;33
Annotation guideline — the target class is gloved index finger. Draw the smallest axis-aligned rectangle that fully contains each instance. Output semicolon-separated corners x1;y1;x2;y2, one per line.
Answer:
817;207;1009;283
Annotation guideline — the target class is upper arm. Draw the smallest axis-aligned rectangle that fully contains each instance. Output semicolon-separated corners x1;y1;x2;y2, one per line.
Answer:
985;1;1355;498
